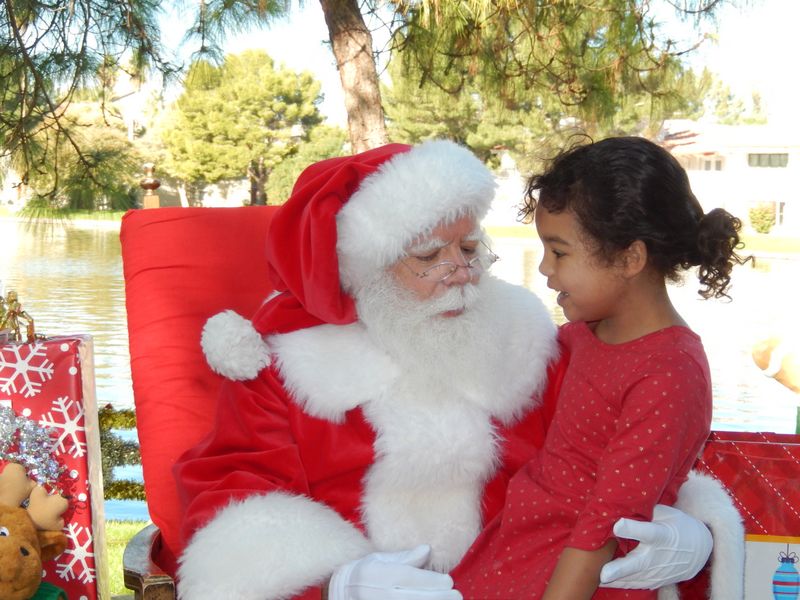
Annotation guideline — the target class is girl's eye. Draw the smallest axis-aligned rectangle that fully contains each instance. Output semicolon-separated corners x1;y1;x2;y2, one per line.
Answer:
552;249;565;258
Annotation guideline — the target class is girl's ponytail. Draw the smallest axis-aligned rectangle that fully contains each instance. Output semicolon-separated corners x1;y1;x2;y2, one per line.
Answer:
694;208;750;299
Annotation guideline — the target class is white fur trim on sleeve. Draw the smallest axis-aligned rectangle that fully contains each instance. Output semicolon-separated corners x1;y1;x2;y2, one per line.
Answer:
673;470;745;600
272;323;400;423
201;310;271;381
177;492;373;600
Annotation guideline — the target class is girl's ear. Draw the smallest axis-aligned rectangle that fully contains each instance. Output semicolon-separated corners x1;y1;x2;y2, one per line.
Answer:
621;240;648;277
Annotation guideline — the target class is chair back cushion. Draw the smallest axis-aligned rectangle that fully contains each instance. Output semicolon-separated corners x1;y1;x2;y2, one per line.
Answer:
120;206;277;575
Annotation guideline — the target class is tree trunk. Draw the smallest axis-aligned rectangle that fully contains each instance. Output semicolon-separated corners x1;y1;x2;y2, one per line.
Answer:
318;0;389;153
177;185;190;208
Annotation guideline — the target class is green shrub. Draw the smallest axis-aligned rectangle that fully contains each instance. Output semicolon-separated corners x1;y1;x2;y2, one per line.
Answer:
749;203;776;234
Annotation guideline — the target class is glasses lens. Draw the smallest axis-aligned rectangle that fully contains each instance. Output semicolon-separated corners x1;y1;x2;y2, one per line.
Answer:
415;246;499;282
471;254;497;271
422;263;459;281
480;242;499;267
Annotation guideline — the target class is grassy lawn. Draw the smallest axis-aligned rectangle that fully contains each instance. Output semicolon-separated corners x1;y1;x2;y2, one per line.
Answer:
106;520;147;597
740;232;800;255
485;223;537;239
58;209;127;221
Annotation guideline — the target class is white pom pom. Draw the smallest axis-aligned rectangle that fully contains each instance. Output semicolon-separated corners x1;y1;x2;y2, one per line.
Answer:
201;310;271;381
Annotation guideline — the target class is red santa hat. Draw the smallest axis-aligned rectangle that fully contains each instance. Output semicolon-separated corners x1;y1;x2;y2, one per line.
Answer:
202;139;497;380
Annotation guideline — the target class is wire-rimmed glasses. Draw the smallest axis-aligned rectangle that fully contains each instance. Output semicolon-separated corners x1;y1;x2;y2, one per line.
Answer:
401;241;500;282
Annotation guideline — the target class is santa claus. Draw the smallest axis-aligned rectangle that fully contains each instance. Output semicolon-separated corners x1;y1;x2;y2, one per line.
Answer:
174;140;742;599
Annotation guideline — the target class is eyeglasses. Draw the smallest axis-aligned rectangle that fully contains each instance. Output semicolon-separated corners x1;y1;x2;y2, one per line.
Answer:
401;241;500;282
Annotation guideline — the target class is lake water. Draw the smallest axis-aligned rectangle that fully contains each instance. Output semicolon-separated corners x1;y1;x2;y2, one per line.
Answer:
1;216;799;521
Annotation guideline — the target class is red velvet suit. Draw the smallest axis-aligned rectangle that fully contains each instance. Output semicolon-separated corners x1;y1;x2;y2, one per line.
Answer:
173;277;562;600
176;366;561;600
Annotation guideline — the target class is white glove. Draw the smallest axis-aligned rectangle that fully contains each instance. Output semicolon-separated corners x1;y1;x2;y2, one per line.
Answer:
329;544;463;600
600;504;713;589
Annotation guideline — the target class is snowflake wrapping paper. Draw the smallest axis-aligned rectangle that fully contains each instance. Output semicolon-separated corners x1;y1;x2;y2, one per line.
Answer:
0;335;109;600
698;431;800;599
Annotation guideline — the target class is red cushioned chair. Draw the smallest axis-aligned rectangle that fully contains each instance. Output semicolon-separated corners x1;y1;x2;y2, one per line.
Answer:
119;206;772;599
120;206;278;599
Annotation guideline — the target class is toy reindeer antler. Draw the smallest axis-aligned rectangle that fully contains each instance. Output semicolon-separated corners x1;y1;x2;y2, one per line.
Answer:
0;462;36;506
0;462;68;531
27;485;69;531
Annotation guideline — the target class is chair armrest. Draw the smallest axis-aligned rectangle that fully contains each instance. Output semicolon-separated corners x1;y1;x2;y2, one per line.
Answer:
123;524;176;600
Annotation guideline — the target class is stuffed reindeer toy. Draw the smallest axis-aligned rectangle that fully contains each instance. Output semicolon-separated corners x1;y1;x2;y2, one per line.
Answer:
0;462;69;600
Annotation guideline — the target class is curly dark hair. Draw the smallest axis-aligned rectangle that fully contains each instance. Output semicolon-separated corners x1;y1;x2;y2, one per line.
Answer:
521;136;750;299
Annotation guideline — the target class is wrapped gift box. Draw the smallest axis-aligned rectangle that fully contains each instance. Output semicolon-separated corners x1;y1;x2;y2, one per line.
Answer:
698;431;800;599
0;335;108;600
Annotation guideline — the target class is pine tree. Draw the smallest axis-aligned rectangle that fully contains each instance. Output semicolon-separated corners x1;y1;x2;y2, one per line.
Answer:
2;0;724;196
161;50;323;197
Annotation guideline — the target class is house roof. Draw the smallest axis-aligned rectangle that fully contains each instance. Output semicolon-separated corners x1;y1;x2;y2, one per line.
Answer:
661;120;800;155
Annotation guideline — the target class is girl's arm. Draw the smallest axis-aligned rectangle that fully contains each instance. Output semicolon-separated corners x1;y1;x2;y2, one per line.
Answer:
543;349;710;600
542;540;618;600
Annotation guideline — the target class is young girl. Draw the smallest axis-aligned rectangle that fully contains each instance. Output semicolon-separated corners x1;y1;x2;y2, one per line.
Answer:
450;136;747;599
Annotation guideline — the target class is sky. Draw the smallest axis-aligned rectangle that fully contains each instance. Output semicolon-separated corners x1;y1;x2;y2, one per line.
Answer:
677;0;800;122
168;0;798;127
164;1;351;126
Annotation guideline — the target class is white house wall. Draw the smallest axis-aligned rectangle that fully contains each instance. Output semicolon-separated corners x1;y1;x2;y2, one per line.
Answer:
665;121;800;234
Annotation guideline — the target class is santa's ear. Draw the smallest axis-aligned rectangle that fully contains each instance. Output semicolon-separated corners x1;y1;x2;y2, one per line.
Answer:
38;530;68;562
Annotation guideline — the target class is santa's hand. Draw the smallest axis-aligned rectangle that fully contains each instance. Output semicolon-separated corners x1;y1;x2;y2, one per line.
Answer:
329;544;463;600
600;504;712;589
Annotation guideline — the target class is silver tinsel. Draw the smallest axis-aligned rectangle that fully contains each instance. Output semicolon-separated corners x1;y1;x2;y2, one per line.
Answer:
0;405;64;487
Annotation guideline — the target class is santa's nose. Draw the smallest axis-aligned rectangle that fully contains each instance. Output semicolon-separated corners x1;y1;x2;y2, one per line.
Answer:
444;263;473;286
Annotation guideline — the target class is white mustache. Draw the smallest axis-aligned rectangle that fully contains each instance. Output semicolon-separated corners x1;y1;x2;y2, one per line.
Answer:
419;282;480;317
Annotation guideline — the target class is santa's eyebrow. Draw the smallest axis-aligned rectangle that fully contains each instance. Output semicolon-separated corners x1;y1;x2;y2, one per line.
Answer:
407;237;447;255
406;230;484;255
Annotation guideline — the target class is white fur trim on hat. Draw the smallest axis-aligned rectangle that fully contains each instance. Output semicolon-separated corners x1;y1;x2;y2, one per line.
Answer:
336;139;497;293
177;491;373;600
201;310;271;380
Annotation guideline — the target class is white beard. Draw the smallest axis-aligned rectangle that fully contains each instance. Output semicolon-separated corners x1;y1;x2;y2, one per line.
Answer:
353;273;502;569
270;271;558;570
355;272;488;385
